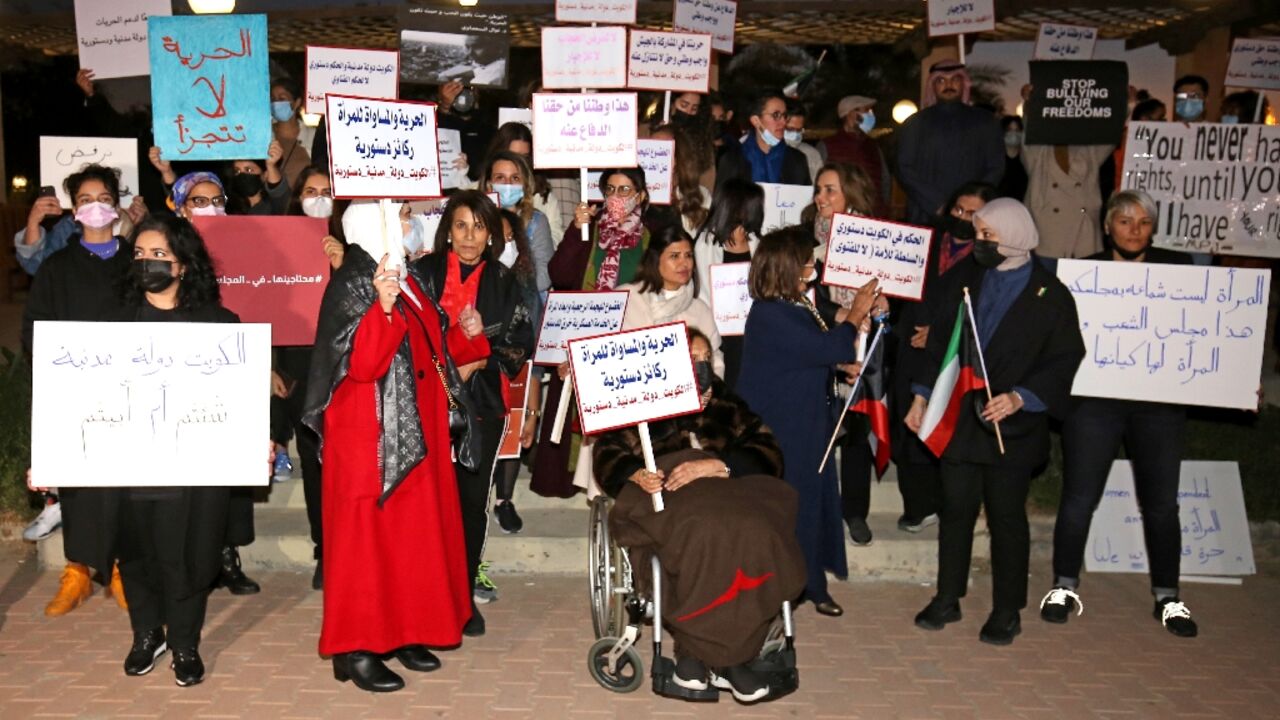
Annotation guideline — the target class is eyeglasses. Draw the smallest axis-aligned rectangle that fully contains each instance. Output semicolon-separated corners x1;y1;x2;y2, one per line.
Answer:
758;111;788;121
602;184;637;197
1175;92;1204;101
186;195;228;208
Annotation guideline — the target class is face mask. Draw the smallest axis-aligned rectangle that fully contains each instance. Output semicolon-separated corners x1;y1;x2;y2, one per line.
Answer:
605;194;638;221
1004;130;1023;148
230;173;264;197
671;110;697;127
494;184;524;208
132;259;177;293
188;205;226;218
692;360;714;395
858;110;876;134
972;240;1005;268
946;215;976;240
1220;114;1239;125
270;100;294;123
759;128;782;148
783;129;804;147
1175;98;1204;121
497;238;519;268
75;201;118;229
301;196;333;219
712;120;727;136
402;216;426;255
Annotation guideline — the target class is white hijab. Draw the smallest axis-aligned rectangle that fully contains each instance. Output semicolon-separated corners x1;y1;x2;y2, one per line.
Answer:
973;198;1039;271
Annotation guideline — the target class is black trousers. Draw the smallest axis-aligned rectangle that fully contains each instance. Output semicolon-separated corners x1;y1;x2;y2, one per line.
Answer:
838;428;872;522
937;460;1033;613
454;416;503;582
118;498;210;650
897;460;941;522
494;457;519;502
226;489;255;548
1054;399;1185;591
276;346;323;557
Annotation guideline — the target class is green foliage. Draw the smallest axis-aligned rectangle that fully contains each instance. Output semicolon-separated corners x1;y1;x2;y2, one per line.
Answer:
0;348;32;520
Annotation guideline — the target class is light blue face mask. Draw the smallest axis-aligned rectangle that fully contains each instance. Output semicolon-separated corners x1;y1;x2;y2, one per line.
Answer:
1175;98;1204;121
1220;114;1239;125
859;110;876;134
271;101;294;123
402;216;426;255
760;128;782;148
494;183;524;208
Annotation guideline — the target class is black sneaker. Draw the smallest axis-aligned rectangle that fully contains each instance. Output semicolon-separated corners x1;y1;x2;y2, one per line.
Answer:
171;647;205;687
914;596;961;630
495;502;523;534
979;610;1022;646
1154;598;1198;638
1039;586;1083;624
710;663;769;703
123;627;167;676
673;653;709;691
847;517;873;546
897;513;939;533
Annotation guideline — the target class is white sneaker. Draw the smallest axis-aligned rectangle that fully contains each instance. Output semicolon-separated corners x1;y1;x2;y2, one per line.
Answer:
23;502;62;542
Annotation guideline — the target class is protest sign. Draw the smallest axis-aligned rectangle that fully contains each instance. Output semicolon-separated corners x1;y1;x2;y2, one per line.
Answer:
196;216;331;346
149;14;270;161
75;0;170;79
569;322;701;435
534;291;629;366
498;107;532;129
325;95;442;200
556;0;637;26
497;362;533;460
586;139;674;204
822;214;932;301
709;263;752;336
531;93;639;170
672;0;737;54
437;128;467;189
1085;461;1255;577
1120;121;1280;257
541;26;629;90
399;6;509;88
926;0;996;37
759;182;812;234
1058;259;1270;410
1023;60;1128;145
627;30;712;93
304;46;399;115
1033;22;1097;61
1225;37;1280;91
39;136;139;208
31;321;271;487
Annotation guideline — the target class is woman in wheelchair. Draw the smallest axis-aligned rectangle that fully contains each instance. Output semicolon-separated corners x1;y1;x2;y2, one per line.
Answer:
592;329;806;703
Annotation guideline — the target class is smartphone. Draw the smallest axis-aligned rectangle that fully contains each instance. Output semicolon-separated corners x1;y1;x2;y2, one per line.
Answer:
38;185;57;198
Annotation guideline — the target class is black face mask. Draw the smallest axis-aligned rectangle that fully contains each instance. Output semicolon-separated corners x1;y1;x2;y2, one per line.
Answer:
711;120;727;137
1112;241;1148;260
945;214;976;241
693;360;714;395
230;172;264;198
972;240;1005;268
671;110;697;127
132;259;177;292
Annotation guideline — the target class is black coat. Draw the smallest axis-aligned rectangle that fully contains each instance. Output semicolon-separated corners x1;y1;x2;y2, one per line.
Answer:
714;142;811;196
22;238;130;356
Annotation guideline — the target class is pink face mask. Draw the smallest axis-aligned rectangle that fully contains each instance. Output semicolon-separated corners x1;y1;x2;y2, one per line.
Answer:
188;205;226;218
74;201;119;229
605;194;638;221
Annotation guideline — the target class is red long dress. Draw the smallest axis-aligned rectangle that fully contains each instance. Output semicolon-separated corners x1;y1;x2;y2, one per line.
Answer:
319;281;490;656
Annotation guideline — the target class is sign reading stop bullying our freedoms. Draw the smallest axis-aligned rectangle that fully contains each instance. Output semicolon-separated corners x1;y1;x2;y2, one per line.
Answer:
325;95;442;199
709;263;752;336
196;216;331;346
926;0;996;37
569;322;701;435
584;139;676;205
1033;22;1098;61
1225;37;1280;91
533;291;630;365
672;0;737;54
1058;259;1270;410
531;93;639;170
1024;61;1128;146
628;30;712;93
39;137;139;208
1120;121;1280;258
541;26;629;89
555;0;637;25
304;46;399;115
75;0;170;79
149;14;270;162
822;214;933;301
31;321;271;487
1085;461;1255;577
759;182;812;234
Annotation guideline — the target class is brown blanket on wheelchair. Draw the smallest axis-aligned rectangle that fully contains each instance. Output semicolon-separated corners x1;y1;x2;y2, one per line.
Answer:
609;449;807;667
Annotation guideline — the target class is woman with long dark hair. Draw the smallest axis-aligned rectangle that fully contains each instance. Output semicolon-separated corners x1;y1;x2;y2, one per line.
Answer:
482;150;554;295
694;178;763;387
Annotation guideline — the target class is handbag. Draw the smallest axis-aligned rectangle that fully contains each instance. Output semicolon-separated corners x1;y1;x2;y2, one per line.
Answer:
405;304;469;442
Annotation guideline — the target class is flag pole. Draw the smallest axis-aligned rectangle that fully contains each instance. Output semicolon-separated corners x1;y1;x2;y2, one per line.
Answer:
962;287;1004;455
818;323;887;473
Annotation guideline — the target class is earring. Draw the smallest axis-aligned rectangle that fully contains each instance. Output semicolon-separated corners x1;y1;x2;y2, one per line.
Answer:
487;238;493;246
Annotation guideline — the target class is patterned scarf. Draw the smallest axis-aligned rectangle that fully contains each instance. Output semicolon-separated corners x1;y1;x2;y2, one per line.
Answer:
594;207;643;290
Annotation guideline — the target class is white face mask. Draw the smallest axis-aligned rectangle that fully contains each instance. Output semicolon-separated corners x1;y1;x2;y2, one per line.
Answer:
301;196;334;219
497;238;519;268
188;205;225;218
783;129;804;147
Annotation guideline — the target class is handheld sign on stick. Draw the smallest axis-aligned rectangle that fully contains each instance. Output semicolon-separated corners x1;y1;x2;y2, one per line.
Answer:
533;291;629;443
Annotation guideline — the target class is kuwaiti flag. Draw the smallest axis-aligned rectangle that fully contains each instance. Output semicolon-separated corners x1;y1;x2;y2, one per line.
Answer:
850;324;891;477
918;302;987;457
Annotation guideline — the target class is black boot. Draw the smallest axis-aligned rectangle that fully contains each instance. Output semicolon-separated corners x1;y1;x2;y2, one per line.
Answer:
392;644;441;672
333;651;404;692
463;600;486;637
219;546;261;595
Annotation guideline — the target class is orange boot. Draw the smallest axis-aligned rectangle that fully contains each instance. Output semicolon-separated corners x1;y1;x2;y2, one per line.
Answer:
108;563;128;610
45;562;92;617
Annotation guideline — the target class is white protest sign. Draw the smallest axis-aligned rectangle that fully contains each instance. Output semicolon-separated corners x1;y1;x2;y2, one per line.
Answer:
74;0;170;79
1058;259;1270;410
498;107;532;129
326;95;442;200
822;214;932;301
541;26;629;90
437;128;467;189
32;321;271;487
628;30;712;93
1225;37;1280;91
1121;122;1280;257
569;321;701;435
304;46;399;115
1085;461;1255;577
1033;22;1098;61
532;93;639;170
673;0;737;54
556;0;637;25
534;291;629;365
759;182;812;234
709;263;752;336
40;136;140;209
585;139;673;204
927;0;996;38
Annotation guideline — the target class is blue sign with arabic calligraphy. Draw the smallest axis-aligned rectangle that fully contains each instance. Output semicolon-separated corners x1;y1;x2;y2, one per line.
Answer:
149;14;269;161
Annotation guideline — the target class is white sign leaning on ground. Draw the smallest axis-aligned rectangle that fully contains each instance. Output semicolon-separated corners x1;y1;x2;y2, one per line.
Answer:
1085;461;1255;577
31;321;271;487
40;136;140;208
822;214;932;300
304;46;399;115
569;321;701;435
1225;37;1280;91
531;93;638;170
1058;259;1270;410
325;95;442;199
534;291;630;366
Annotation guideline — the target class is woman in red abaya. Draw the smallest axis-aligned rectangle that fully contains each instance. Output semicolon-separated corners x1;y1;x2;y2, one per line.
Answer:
304;201;489;693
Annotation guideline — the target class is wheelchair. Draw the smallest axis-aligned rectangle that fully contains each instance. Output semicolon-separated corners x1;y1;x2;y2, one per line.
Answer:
586;495;800;702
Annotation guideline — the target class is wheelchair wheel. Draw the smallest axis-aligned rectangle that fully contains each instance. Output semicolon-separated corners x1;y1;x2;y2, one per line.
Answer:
587;637;644;693
588;497;626;638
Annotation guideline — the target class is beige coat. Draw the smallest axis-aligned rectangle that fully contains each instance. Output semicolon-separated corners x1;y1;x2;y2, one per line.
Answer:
1021;144;1114;259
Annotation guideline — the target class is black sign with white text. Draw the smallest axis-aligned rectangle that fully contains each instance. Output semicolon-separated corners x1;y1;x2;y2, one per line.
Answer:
1025;60;1128;145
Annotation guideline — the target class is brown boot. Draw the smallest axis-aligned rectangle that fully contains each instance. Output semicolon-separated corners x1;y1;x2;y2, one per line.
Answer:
45;562;92;617
108;563;128;610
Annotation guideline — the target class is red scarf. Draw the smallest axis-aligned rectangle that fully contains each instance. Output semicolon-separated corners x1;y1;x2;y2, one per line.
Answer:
441;251;485;324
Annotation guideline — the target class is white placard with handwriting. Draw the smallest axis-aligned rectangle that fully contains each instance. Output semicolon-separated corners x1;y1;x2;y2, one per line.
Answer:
304;46;399;115
556;0;637;25
534;291;629;366
584;139;674;205
541;26;629;90
672;0;736;54
75;0;170;79
326;95;442;199
759;182;813;234
708;263;752;336
498;107;532;130
628;30;712;93
1033;22;1097;61
532;93;638;170
437;128;467;189
822;214;932;301
926;0;996;38
1225;37;1280;91
569;322;701;435
40;136;140;209
1058;259;1270;410
32;321;271;487
1085;461;1255;577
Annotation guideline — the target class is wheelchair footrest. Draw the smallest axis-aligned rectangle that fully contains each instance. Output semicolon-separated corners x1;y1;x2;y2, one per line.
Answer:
751;647;799;700
650;656;720;702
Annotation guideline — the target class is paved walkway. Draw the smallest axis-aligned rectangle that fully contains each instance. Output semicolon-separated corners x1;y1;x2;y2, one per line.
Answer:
1;543;1277;719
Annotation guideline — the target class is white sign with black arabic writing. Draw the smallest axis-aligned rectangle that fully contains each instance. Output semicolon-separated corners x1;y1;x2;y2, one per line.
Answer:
926;0;996;38
304;46;399;115
40;136;140;208
534;291;629;365
822;214;932;301
75;0;170;79
708;262;751;336
569;321;701;434
555;0;637;25
1033;22;1098;61
326;95;442;199
627;30;712;93
672;0;736;54
759;182;812;234
585;138;674;205
1225;37;1280;91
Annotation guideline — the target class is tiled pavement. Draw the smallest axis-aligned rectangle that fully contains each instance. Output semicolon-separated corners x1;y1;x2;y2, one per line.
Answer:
1;543;1277;719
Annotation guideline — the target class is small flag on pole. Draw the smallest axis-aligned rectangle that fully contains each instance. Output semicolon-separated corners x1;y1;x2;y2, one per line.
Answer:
917;300;988;457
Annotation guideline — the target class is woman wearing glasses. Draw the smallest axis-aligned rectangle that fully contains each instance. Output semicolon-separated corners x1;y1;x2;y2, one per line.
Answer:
714;89;811;195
